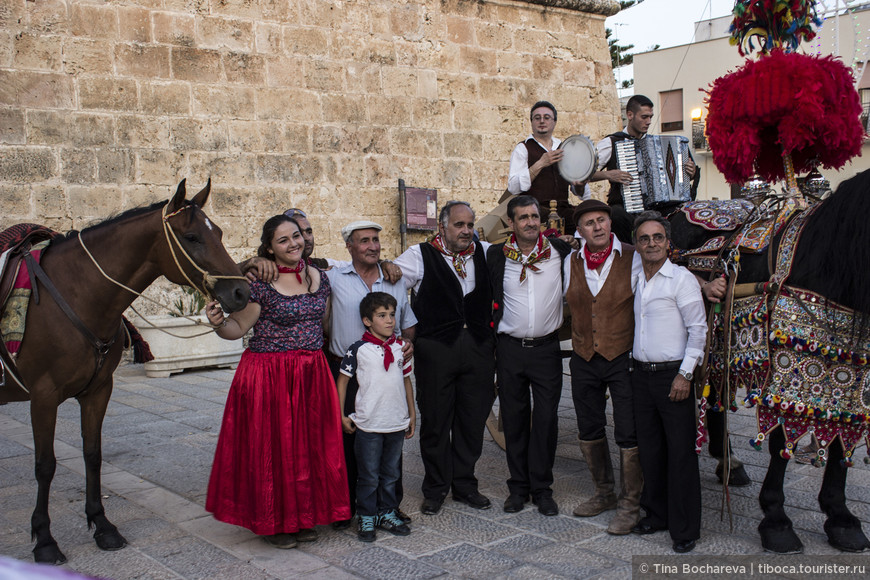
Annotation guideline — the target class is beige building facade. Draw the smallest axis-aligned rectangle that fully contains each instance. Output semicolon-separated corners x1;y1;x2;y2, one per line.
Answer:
632;8;870;200
0;0;622;267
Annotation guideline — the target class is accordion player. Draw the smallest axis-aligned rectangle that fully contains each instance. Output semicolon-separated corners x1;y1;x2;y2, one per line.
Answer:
613;135;696;213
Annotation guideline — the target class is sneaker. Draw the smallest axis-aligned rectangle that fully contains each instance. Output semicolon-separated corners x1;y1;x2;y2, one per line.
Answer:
358;515;377;542
378;510;411;536
263;533;297;549
396;508;412;524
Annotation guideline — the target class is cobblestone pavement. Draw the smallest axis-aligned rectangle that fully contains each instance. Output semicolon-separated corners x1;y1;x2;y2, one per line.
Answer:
1;360;868;579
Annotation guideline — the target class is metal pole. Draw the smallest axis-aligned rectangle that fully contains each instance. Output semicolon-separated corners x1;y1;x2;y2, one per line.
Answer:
398;179;407;253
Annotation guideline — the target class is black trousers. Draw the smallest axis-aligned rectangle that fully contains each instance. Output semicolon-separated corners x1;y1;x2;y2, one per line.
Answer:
632;366;701;542
570;351;636;448
328;355;404;516
415;330;495;501
496;335;562;499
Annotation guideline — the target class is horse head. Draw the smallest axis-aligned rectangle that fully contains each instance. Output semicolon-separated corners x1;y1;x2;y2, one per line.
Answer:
161;179;250;313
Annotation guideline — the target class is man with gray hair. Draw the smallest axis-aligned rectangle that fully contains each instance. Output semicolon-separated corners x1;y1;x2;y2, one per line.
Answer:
630;210;707;553
394;201;495;516
326;220;417;530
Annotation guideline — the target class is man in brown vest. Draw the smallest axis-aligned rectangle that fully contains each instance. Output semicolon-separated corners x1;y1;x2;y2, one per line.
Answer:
507;101;587;232
565;199;643;535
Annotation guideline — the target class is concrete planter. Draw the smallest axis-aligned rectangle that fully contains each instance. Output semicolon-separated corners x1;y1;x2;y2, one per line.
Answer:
133;315;243;378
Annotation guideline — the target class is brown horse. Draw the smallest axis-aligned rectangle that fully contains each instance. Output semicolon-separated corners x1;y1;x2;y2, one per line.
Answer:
0;180;250;564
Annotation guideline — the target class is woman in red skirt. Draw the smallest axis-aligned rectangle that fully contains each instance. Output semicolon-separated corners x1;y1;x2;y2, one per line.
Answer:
204;214;350;548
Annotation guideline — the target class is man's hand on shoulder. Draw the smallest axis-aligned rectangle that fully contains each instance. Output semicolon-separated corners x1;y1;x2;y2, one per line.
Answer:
400;337;413;359
241;256;279;283
556;234;580;250
380;260;403;283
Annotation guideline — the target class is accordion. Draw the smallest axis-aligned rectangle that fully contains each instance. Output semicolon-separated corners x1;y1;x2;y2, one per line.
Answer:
615;135;693;213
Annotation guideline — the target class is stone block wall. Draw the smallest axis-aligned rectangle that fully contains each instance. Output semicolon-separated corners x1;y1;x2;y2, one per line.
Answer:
1;0;620;268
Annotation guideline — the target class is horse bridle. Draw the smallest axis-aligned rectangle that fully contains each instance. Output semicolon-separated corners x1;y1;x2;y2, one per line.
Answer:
159;203;247;300
77;203;246;318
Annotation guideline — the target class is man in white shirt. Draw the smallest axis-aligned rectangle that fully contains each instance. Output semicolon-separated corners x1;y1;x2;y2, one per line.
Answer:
394;201;495;516
630;211;707;554
507;101;586;232
590;95;696;242
486;195;573;517
565;199;644;535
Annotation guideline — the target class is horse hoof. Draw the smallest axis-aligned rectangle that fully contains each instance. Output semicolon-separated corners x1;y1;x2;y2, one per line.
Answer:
759;526;804;554
716;463;752;487
33;544;67;565
825;522;870;552
94;529;128;551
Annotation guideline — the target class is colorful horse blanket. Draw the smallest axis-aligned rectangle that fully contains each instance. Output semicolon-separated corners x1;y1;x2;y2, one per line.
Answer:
701;206;870;464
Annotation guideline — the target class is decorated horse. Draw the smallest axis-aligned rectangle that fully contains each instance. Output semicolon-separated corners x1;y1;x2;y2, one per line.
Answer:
669;171;870;554
663;0;870;553
0;180;250;564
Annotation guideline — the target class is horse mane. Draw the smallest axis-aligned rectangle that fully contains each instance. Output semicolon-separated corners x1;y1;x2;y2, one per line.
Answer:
51;199;198;246
791;170;870;341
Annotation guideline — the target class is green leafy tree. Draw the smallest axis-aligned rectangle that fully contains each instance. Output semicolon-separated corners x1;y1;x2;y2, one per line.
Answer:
607;27;634;69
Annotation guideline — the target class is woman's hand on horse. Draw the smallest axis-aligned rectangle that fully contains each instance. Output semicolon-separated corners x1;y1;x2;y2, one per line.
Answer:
205;300;226;326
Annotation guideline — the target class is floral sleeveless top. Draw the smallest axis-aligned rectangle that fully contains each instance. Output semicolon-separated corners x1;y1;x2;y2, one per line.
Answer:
247;273;330;353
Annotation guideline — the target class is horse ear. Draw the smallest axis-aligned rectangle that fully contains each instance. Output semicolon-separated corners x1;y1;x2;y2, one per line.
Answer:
191;178;211;208
168;179;187;212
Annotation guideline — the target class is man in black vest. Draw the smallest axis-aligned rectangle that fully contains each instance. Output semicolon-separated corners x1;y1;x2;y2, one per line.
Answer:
394;201;495;516
590;95;697;242
487;195;572;516
508;101;586;233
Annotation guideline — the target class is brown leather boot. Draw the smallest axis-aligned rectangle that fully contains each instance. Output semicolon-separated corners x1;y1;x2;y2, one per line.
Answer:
573;437;617;517
607;446;643;535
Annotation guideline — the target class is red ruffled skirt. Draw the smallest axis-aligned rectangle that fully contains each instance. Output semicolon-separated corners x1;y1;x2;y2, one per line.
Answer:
206;349;350;534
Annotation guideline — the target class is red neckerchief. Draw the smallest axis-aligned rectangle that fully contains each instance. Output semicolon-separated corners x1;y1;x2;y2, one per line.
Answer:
430;234;475;279
362;331;398;371
503;233;551;283
583;234;614;271
277;260;305;283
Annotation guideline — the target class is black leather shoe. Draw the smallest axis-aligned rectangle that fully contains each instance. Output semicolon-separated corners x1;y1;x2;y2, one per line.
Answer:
503;494;529;513
421;498;443;515
533;496;559;516
453;491;492;510
331;518;352;530
396;508;412;524
673;539;696;553
632;520;667;535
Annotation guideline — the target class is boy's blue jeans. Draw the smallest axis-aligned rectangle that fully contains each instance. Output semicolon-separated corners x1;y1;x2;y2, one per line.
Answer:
354;429;405;517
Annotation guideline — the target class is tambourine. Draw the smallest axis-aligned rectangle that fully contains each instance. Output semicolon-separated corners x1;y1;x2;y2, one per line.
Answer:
557;135;598;183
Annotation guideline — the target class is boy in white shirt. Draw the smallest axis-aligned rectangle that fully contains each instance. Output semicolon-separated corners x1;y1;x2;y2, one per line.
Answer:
336;292;416;542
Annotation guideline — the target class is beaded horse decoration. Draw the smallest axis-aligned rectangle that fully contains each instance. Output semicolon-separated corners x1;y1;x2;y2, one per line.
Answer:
746;207;870;467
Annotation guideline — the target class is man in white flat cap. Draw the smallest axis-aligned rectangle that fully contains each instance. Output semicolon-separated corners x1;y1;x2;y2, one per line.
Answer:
326;220;417;529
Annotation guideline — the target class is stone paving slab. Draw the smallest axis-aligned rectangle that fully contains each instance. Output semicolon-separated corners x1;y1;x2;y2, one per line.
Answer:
0;363;868;579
